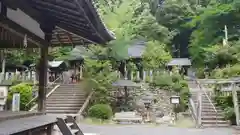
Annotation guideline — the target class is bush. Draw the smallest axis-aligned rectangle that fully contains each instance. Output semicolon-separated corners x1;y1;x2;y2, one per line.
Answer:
7;83;33;110
223;107;236;125
196;68;205;79
153;74;173;90
88;104;113;120
152;72;190;112
172;83;182;93
171;74;182;83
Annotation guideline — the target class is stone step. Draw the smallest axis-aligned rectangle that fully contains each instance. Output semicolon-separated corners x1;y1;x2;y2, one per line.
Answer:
46;109;79;114
46;103;83;107
201;108;222;112
201;120;229;125
202;112;224;116
201;106;222;110
47;96;86;102
202;116;225;120
57;86;83;89
48;95;85;99
46;106;81;110
56;87;83;89
51;91;86;96
54;89;84;92
201;102;218;105
47;101;85;104
201;123;230;128
48;93;85;96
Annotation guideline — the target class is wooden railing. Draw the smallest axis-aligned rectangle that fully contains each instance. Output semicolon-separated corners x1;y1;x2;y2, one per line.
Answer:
77;91;94;115
189;98;198;126
25;77;61;111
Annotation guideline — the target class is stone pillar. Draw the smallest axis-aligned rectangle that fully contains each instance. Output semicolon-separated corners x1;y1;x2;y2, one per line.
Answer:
33;71;37;85
136;71;140;81
21;71;25;81
0;55;5;82
124;64;127;80
29;71;32;81
143;70;146;82
130;71;133;80
5;72;8;80
79;65;83;80
149;70;153;82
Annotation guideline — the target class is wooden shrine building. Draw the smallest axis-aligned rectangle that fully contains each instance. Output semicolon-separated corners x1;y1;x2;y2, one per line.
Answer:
0;0;114;112
0;0;114;134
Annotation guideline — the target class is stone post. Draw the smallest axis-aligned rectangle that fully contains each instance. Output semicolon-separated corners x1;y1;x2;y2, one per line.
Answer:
136;71;140;81
79;65;83;80
130;71;133;80
124;64;127;80
143;70;146;82
149;70;153;82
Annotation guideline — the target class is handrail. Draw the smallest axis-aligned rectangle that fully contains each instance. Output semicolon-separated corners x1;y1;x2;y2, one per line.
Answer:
25;76;61;110
189;98;197;122
77;91;94;115
195;79;218;126
29;84;60;111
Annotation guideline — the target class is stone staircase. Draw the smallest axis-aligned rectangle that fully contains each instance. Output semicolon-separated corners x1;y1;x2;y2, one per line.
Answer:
46;83;86;114
200;92;229;127
189;80;230;128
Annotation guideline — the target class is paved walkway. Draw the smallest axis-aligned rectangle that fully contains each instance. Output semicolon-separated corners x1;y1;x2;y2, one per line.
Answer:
78;123;233;135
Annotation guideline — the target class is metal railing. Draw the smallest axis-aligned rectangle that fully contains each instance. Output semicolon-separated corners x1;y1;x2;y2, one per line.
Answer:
25;76;61;110
195;79;218;126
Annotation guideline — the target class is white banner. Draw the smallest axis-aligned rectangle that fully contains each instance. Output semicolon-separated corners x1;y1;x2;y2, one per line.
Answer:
12;93;20;112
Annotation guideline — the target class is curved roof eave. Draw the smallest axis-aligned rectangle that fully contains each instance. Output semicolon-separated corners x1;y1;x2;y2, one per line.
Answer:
83;0;116;43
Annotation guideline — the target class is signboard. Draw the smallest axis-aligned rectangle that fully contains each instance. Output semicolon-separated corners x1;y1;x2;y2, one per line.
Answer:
170;96;180;104
12;93;20;112
171;98;180;104
0;86;8;111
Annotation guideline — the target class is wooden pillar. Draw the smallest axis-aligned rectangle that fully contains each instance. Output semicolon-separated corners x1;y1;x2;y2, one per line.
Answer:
38;23;54;112
38;46;48;112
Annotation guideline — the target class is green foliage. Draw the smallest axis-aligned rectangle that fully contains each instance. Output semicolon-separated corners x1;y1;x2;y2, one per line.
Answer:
212;64;240;78
152;71;190;111
142;40;171;69
7;83;33;110
82;46;118;104
213;85;235;124
223;107;236;124
153;73;173;90
187;0;240;67
88;104;113;120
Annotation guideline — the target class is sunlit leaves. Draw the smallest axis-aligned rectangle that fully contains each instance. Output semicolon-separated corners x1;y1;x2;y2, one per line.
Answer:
142;40;171;69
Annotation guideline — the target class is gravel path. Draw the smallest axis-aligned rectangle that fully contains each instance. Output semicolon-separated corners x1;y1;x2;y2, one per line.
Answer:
79;124;233;135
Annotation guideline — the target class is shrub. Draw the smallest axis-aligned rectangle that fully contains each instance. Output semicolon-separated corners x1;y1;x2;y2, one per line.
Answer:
153;74;173;90
88;104;113;120
179;80;188;88
223;107;236;125
7;83;33;110
172;83;182;93
196;68;205;79
171;74;182;83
